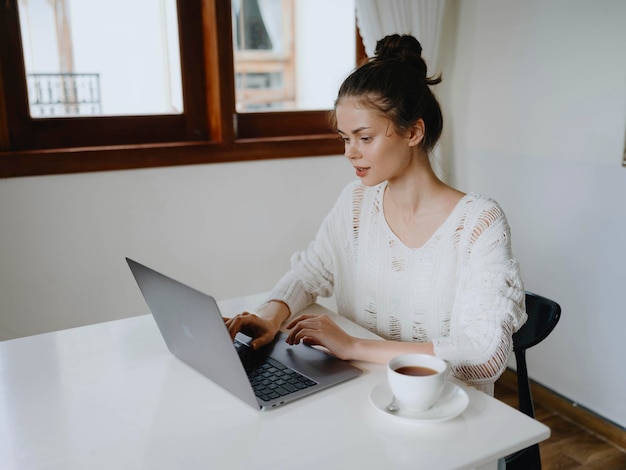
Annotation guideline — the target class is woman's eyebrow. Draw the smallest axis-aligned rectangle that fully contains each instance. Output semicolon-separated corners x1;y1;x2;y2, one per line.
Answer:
337;126;371;135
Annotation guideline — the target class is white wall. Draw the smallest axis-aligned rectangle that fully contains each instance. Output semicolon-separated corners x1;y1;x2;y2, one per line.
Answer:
440;0;626;427
0;156;352;339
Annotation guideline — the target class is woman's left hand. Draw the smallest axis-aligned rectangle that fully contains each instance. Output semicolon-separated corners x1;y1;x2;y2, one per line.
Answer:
285;314;356;360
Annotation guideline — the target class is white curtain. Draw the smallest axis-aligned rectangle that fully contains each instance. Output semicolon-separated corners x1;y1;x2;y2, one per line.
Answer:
355;0;448;178
355;0;446;72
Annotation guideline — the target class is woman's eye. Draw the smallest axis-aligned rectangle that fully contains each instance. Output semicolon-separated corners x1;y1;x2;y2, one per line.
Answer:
360;136;371;143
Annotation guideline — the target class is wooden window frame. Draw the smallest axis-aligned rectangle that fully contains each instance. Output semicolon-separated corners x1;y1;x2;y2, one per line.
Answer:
0;0;364;178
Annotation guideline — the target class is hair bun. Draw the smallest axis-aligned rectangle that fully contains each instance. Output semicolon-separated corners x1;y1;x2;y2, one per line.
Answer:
374;34;423;63
373;34;441;85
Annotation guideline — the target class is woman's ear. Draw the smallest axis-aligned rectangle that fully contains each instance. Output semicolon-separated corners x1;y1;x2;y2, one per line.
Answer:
408;119;425;147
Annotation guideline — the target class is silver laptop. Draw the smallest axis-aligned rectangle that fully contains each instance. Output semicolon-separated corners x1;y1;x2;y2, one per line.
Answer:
126;258;362;410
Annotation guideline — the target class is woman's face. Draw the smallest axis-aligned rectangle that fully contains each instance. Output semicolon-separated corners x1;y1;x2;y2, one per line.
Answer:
336;98;419;187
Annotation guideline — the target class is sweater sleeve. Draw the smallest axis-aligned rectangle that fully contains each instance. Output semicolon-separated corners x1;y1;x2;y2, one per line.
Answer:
432;200;527;393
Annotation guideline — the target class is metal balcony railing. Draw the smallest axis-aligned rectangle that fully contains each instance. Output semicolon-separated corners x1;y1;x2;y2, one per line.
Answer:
27;73;102;117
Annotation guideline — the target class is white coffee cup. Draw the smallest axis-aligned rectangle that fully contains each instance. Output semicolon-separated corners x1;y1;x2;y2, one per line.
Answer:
387;354;450;412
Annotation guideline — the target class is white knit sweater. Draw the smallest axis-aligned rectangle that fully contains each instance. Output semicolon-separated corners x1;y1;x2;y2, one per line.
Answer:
269;180;527;395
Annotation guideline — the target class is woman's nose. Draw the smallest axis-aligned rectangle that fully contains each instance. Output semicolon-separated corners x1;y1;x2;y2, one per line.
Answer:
345;143;359;160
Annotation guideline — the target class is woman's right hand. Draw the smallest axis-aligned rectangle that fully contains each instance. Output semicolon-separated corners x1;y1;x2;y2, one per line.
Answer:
224;300;290;350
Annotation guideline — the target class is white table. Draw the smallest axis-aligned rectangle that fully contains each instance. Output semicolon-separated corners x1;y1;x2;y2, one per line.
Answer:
0;295;549;470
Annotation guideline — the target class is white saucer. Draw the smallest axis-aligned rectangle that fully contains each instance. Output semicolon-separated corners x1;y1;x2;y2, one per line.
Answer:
369;381;469;423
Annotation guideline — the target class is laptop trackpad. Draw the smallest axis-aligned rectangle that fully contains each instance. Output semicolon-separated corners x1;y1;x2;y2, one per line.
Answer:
260;332;361;383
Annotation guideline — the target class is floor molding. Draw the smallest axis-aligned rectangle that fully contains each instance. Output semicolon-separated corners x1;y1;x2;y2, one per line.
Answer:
498;368;626;451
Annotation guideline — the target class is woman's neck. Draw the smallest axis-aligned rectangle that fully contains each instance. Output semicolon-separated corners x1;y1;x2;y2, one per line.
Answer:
385;158;448;217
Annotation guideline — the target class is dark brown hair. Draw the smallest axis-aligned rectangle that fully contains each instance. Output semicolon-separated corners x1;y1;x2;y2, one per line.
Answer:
331;34;443;152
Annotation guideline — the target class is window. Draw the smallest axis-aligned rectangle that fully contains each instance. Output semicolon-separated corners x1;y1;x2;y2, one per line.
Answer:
0;0;363;178
19;0;183;117
232;0;352;114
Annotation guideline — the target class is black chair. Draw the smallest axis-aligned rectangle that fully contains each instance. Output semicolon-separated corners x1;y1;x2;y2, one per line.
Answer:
505;291;561;470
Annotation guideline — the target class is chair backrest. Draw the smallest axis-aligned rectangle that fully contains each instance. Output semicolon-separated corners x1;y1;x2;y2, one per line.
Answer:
505;292;561;470
513;292;561;352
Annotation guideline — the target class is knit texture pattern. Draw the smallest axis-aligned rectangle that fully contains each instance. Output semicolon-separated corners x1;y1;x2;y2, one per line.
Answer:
269;180;527;395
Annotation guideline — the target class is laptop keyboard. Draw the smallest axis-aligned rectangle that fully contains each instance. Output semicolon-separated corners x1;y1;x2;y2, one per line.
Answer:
234;340;317;402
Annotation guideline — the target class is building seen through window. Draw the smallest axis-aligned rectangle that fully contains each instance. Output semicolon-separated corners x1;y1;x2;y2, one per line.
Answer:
233;0;355;112
18;0;182;117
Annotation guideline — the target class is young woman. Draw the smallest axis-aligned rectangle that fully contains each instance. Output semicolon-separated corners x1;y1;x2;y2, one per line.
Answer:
226;34;526;395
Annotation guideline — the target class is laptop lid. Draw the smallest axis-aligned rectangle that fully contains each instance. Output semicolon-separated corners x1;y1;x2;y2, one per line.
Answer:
126;258;362;410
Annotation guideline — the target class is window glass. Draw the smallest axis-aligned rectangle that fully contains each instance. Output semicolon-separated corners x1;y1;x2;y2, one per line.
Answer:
18;0;182;117
232;0;355;112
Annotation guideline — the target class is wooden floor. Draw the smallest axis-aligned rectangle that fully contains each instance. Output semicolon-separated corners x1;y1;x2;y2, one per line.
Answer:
494;379;626;469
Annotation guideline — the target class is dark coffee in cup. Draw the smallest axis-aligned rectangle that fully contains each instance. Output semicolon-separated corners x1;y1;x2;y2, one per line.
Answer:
388;354;449;411
394;365;438;377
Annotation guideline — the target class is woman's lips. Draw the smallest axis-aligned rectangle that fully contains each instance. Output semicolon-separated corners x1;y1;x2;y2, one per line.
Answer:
355;166;369;177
